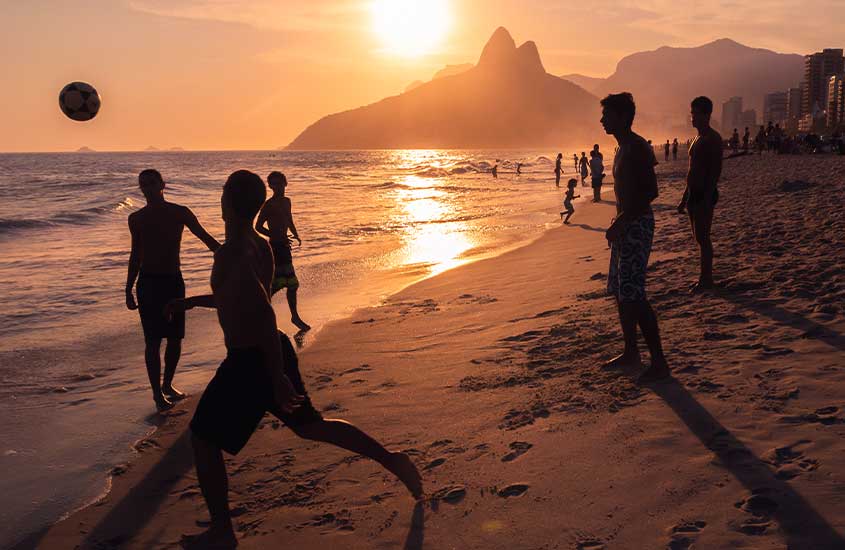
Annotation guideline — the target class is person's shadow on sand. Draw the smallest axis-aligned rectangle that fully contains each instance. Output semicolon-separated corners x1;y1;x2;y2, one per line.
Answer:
630;374;845;549
402;502;425;550
567;223;607;233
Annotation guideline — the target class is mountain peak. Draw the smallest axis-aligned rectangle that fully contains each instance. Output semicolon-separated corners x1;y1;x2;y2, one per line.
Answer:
478;27;516;67
516;40;545;73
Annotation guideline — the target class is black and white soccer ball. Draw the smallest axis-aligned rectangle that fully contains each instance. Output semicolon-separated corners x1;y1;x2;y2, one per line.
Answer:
59;82;101;122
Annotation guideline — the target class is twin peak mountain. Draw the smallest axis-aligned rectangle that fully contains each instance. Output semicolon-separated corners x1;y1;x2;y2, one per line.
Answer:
287;28;803;150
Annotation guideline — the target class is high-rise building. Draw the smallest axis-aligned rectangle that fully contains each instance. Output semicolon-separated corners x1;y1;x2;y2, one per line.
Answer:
801;49;845;118
786;87;803;133
828;74;845;129
763;92;788;125
721;96;743;133
740;109;757;128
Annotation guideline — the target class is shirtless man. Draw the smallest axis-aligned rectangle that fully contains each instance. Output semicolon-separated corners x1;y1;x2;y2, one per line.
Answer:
678;96;722;292
256;172;310;331
125;169;219;411
170;170;422;548
599;93;670;383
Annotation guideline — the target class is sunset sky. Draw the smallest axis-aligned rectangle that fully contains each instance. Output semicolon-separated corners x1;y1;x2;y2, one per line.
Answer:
3;0;844;152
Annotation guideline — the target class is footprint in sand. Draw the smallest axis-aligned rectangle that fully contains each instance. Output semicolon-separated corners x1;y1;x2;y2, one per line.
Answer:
668;520;706;549
576;540;605;550
497;483;529;498
501;441;533;462
431;485;466;504
764;440;819;480
424;457;447;470
735;488;779;517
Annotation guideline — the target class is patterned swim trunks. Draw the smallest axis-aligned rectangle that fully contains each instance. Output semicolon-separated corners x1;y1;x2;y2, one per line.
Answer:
607;212;655;302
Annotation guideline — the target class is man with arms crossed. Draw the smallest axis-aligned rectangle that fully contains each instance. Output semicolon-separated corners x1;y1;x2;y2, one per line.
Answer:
256;171;310;331
125;169;220;411
678;96;722;292
173;170;422;548
600;93;670;383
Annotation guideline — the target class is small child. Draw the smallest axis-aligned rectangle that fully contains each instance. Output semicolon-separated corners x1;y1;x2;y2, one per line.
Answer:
561;178;580;224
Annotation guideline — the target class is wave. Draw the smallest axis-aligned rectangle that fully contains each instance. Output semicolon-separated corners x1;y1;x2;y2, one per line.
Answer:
0;197;134;236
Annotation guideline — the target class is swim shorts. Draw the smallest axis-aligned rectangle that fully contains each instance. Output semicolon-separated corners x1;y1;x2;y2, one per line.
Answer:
607;212;654;303
687;187;719;212
136;271;185;339
270;240;299;292
190;331;323;455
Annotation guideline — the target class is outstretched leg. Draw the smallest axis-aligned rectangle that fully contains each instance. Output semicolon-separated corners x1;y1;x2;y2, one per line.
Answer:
163;337;186;400
182;434;237;549
144;337;172;410
291;419;422;498
563;209;574;224
286;287;310;331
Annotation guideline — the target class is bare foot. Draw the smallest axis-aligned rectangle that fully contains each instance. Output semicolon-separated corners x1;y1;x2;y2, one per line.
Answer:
292;317;311;331
154;395;174;412
180;524;237;549
637;363;671;384
163;386;187;401
602;352;641;370
387;452;423;499
689;281;714;294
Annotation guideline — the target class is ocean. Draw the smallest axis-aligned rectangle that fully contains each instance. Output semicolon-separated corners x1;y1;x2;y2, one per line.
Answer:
0;149;581;548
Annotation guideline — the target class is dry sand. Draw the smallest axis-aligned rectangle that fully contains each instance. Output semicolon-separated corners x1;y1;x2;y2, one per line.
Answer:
35;154;845;549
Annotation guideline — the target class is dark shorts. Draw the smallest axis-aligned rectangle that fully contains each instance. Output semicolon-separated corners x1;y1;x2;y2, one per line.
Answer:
270;240;299;292
190;331;323;455
608;213;654;303
137;272;185;340
687;188;719;212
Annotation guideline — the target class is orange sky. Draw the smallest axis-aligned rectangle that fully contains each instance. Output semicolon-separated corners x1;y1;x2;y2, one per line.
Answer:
3;0;843;152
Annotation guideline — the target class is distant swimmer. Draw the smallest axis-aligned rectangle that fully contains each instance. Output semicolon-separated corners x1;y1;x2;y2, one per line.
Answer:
578;152;589;186
492;163;498;178
170;171;423;548
561;178;580;224
256;172;310;332
125;169;220;411
516;162;522;175
678;96;722;293
555;153;563;187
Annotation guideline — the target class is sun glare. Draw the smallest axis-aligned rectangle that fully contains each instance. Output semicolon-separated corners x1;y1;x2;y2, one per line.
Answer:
371;0;452;57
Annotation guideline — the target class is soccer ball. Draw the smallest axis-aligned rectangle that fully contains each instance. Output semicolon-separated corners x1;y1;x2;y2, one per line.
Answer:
59;82;101;122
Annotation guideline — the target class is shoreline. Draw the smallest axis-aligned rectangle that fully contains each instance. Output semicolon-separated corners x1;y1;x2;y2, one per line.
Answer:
32;154;845;548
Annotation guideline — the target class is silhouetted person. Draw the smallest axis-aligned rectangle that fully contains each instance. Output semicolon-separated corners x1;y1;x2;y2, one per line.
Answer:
766;121;775;151
664;140;670;161
573;153;578;172
678;96;722;292
555;153;563;187
125;169;220;411
773;123;784;153
600;92;669;383
755;125;766;155
171;171;422;549
579;152;589;186
742;127;750;151
672;138;679;160
516;162;522;175
561;178;580;224
256;172;310;332
492;163;498;178
730;128;739;153
592;143;604;161
589;149;605;202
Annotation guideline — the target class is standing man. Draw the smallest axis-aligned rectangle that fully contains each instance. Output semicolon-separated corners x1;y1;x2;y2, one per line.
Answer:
125;169;220;411
678;96;722;292
256;172;310;332
664;140;671;161
672;138;679;160
174;170;422;548
599;93;670;383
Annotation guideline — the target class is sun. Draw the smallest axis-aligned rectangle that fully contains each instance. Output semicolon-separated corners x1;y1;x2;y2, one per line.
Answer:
371;0;452;58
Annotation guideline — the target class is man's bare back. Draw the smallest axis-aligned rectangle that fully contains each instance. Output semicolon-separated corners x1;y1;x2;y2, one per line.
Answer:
129;202;193;274
256;196;296;244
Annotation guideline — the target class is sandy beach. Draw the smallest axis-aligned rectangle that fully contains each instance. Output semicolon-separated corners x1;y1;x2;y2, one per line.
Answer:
33;154;845;549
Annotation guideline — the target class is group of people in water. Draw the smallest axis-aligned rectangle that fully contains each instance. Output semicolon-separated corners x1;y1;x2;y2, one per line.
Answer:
122;90;722;547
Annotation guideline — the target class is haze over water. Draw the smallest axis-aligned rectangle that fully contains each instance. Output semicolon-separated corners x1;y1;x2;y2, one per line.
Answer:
0;148;573;547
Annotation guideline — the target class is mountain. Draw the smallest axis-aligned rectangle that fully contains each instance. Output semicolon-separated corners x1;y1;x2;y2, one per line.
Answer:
145;146;160;151
586;39;804;131
405;63;476;92
76;146;96;153
287;27;601;150
560;74;605;94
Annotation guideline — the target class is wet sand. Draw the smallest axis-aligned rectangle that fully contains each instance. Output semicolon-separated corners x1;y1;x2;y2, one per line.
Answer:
34;154;845;549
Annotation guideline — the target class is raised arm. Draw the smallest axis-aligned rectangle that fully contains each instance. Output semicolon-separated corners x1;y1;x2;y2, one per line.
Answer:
125;216;141;310
184;207;220;252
